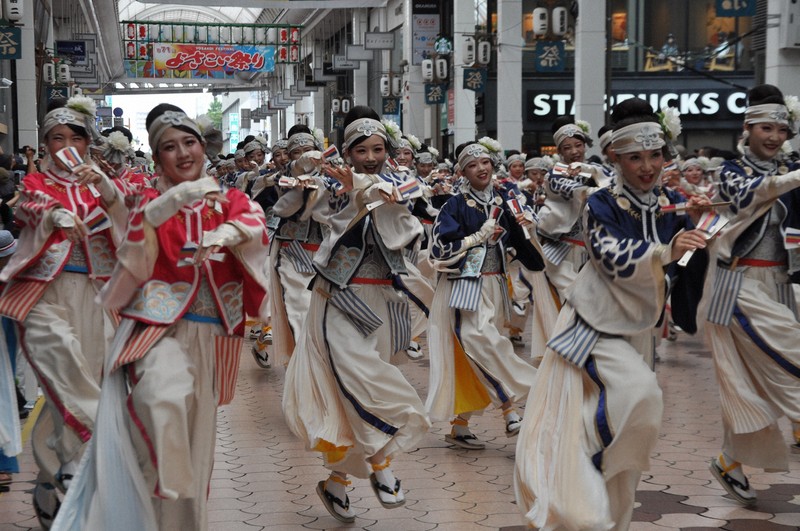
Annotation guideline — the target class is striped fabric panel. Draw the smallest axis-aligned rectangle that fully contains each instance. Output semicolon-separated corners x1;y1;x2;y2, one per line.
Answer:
0;280;49;322
388;300;411;354
776;283;799;321
706;266;743;326
215;335;244;405
448;277;482;312
328;287;384;337
285;240;315;274
112;325;170;371
403;247;419;265
546;314;600;368
542;240;571;265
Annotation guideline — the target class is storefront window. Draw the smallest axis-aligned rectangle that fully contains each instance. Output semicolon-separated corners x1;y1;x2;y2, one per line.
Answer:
641;0;753;73
501;0;754;75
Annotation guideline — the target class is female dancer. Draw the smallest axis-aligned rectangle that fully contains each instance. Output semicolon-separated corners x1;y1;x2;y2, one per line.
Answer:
0;96;124;493
514;98;709;530
705;84;800;505
283;106;430;524
426;141;543;449
53;103;270;530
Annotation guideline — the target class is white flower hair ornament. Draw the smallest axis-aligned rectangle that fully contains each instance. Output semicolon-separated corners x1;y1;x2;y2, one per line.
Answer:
381;119;401;142
575;119;592;137
477;136;502;154
405;133;422;151
66;95;97;118
313;128;325;147
658;106;682;141
783;94;800;133
107;131;130;151
428;146;440;158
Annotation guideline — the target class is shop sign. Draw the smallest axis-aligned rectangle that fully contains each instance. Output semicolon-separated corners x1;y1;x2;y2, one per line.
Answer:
382;97;400;115
154;43;275;74
527;89;748;122
535;41;564;72
463;68;487;93
424;83;447;105
364;32;395;50
0;27;21;60
716;0;756;17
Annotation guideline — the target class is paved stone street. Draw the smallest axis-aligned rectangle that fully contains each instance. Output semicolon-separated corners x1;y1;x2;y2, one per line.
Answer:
1;331;799;530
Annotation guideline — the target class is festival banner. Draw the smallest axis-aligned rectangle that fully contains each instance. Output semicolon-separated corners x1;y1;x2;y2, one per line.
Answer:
153;43;276;77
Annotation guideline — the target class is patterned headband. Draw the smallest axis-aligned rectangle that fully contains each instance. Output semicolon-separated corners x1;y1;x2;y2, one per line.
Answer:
744;103;793;135
505;154;526;167
272;139;289;151
342;118;387;151
417;152;435;164
457;143;491;170
286;132;319;154
611;122;666;155
42;107;92;139
553;124;590;148
524;157;550;171
244;139;270;154
147;110;203;153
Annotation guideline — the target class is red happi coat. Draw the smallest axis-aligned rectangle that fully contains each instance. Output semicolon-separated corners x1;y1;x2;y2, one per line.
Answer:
118;186;269;337
0;168;122;321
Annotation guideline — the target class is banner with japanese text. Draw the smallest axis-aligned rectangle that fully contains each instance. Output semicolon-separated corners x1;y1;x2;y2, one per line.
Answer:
153;43;275;76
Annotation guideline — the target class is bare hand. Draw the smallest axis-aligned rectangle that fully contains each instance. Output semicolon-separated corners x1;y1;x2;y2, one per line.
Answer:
671;229;707;262
686;195;712;225
379;189;397;204
73;164;102;186
63;216;88;242
324;163;354;196
205;191;229;207
194;244;222;264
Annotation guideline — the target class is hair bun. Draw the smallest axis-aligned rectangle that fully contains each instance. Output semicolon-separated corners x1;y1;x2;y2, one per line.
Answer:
611;98;659;130
747;84;785;107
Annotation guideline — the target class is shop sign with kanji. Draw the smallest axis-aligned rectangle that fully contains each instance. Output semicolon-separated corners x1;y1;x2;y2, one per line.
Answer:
424;83;447;105
463;68;487;93
535;41;565;73
0;27;21;60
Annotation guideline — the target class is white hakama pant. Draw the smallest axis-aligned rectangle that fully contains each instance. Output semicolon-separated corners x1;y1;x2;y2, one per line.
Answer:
426;274;536;421
283;280;430;478
706;266;800;471
515;304;663;531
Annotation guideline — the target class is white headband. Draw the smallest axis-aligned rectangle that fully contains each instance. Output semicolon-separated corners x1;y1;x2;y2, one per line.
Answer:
505;154;526;167
342;118;387;151
599;129;614;152
553;124;590;148
524;157;550;171
457;143;491;169
611;122;666;154
148;110;203;153
287;132;319;154
417;152;435;164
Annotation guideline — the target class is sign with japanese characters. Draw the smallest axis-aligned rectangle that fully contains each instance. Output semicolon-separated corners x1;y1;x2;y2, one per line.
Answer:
463;68;487;93
0;27;21;60
424;83;447;105
716;0;755;17
154;43;275;74
382;97;400;115
535;41;565;72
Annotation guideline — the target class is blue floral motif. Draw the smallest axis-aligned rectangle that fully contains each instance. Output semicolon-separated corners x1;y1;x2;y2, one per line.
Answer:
587;215;650;279
716;164;764;215
323;176;350;211
548;175;583;200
